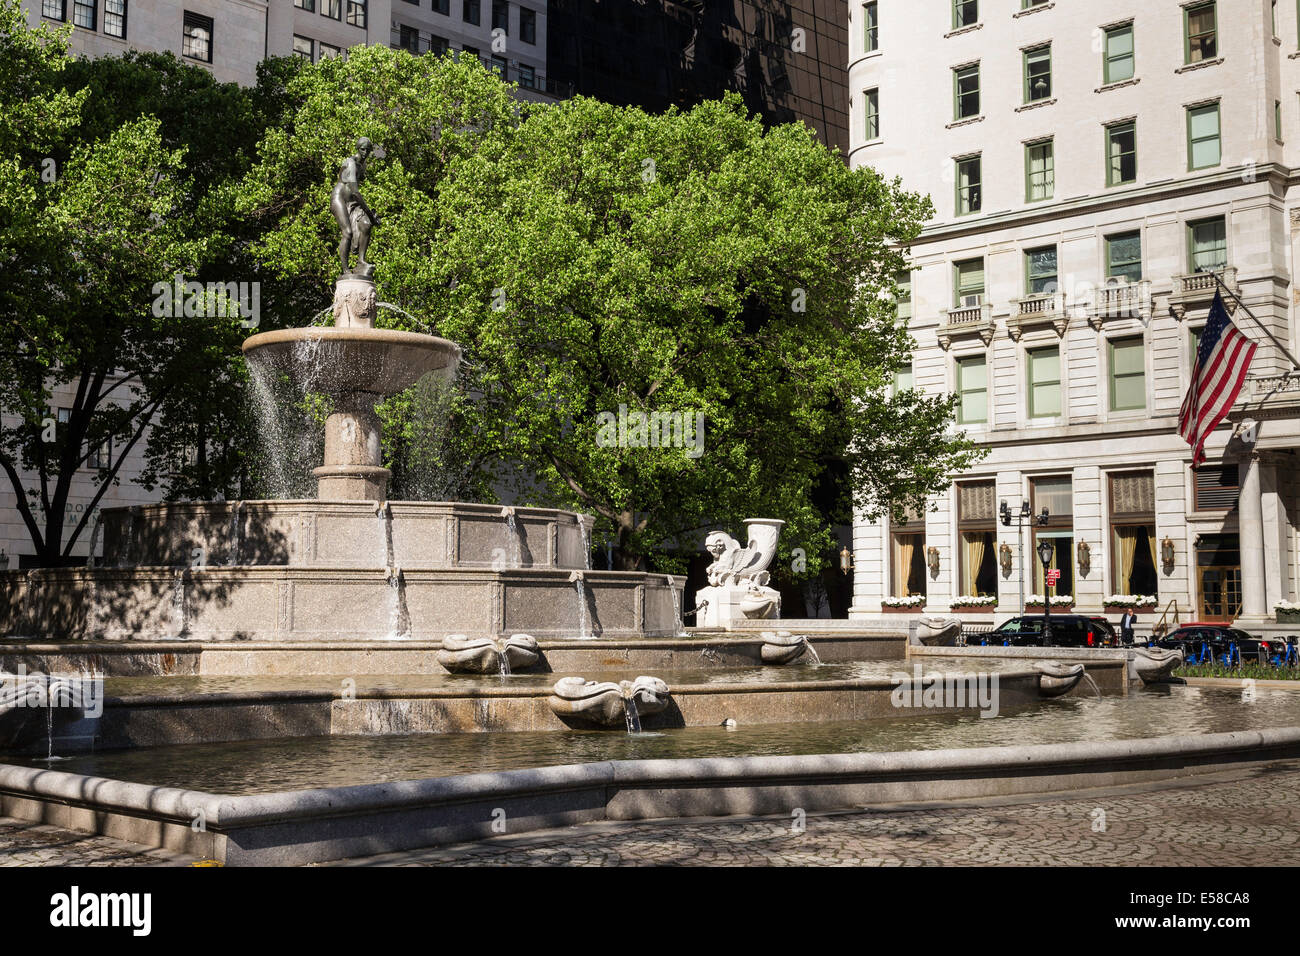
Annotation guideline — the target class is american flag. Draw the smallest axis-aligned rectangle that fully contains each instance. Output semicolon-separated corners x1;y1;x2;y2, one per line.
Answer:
1178;290;1257;465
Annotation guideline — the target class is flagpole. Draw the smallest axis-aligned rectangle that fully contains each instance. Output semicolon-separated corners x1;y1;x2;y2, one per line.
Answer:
1204;270;1300;371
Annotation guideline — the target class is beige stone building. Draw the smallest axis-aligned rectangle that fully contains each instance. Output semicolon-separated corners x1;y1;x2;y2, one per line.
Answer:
846;0;1300;631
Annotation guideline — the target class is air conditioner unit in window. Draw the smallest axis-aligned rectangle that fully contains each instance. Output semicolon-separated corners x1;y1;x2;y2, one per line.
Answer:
961;294;983;308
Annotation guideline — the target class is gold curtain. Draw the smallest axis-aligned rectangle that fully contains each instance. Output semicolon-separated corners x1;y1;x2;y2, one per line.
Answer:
894;535;915;596
1117;527;1138;594
963;532;986;595
1143;526;1157;574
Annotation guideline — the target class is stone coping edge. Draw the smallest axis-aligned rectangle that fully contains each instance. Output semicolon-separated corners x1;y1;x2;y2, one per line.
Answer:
911;644;1130;662
2;727;1298;831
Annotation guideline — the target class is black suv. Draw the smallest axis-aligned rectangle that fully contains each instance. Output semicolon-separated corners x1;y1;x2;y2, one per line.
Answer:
988;614;1116;649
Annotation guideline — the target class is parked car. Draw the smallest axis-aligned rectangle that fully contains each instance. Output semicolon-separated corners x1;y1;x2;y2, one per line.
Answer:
989;614;1116;648
1155;623;1288;664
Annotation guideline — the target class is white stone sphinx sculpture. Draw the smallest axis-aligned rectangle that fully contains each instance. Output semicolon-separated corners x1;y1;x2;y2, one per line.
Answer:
694;519;785;629
436;633;540;674
547;676;671;728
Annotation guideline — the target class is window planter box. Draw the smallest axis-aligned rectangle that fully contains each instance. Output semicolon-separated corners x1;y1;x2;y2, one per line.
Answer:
1025;603;1074;613
881;603;926;613
951;603;997;613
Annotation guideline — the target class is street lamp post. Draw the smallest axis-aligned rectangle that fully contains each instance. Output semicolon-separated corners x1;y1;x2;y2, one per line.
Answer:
1000;500;1049;614
1037;536;1055;645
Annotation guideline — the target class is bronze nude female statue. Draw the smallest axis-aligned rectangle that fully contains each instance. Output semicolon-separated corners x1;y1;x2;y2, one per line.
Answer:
332;137;381;278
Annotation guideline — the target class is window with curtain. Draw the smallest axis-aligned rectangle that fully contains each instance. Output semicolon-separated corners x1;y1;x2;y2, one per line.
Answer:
1188;217;1227;272
346;0;367;27
104;0;126;36
893;364;913;393
958;481;997;596
72;0;94;28
42;0;65;21
957;354;987;425
954;64;980;119
1104;23;1134;83
1185;2;1217;63
1024;46;1051;102
1031;476;1074;594
895;270;912;321
1025;245;1057;294
892;530;926;596
1025;140;1053;202
1109;336;1146;411
323;0;341;19
293;34;314;59
1109;470;1156;596
1187;104;1221;170
956;156;981;215
953;257;984;307
1193;464;1239;511
1028;346;1060;419
1106;231;1142;282
1106;120;1137;185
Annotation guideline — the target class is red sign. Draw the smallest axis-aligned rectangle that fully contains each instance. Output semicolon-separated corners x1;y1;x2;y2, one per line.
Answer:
1046;569;1061;586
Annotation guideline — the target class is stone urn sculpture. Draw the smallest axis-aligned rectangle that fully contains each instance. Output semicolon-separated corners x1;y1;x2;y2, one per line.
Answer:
547;675;671;728
1035;661;1086;698
695;519;785;629
911;616;963;647
436;633;540;674
1129;646;1184;686
759;630;813;665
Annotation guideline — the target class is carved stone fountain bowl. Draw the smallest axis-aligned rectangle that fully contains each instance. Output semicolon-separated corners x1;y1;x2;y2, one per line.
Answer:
241;327;461;395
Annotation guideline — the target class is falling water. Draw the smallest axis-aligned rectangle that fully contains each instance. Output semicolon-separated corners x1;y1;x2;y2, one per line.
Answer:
386;566;411;639
624;695;642;734
1080;672;1102;699
246;335;330;499
226;501;244;567
578;515;591;570
667;575;685;637
172;570;188;637
497;649;511;676
118;509;137;567
45;701;53;761
503;509;521;569
378;501;394;567
570;572;591;639
376;302;432;333
801;640;823;666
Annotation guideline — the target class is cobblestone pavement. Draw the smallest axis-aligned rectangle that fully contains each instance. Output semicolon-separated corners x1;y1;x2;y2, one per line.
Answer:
332;761;1300;867
0;819;195;867
5;763;1300;866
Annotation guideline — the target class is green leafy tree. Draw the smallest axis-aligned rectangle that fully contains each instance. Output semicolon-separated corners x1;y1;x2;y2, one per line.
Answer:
242;48;983;572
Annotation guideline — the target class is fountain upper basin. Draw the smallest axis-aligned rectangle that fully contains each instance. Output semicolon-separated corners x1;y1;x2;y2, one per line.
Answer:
241;327;460;395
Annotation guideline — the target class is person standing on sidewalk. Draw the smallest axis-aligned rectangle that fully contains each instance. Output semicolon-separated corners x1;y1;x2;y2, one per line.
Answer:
1119;608;1137;646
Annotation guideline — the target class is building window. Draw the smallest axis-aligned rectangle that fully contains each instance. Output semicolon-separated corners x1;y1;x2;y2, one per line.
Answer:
518;63;535;88
1103;23;1134;83
346;0;366;28
319;42;341;58
892;507;926;598
955;156;981;216
1025;139;1053;202
293;34;314;59
864;2;878;51
72;0;94;29
433;0;450;12
1109;471;1157;596
1188;216;1227;273
956;353;988;425
431;33;449;54
864;88;880;140
323;0;341;20
461;44;480;61
1187;103;1221;170
1031;476;1074;595
953;257;984;308
1025;245;1057;294
953;64;980;119
894;363;913;393
1028;346;1061;419
1190;325;1204;374
463;0;480;24
520;6;535;43
1106;120;1137;186
895;270;912;322
953;0;978;29
90;438;112;471
958;481;997;597
1185;2;1217;63
398;24;419;52
492;0;508;32
1106;231;1143;283
489;54;507;75
1194;464;1239;510
294;0;314;9
104;0;126;36
41;0;65;21
182;11;213;63
1109;336;1146;412
1023;45;1051;102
